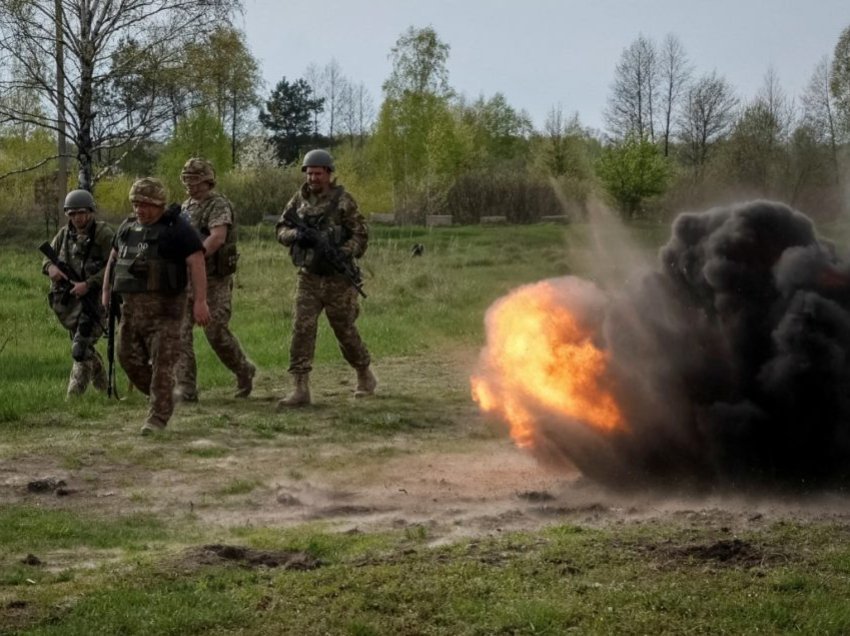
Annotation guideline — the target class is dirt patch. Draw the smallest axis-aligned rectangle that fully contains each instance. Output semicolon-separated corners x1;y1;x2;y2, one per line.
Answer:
6;414;850;550
651;538;782;569
678;539;763;565
181;544;321;571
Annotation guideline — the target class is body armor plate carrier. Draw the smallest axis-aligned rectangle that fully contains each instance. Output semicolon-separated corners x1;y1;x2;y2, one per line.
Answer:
113;221;187;294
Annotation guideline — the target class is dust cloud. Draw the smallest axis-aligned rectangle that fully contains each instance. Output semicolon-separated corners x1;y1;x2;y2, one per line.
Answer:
490;200;850;492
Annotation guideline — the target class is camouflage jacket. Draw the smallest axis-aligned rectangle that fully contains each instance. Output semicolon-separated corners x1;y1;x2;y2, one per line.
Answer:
42;219;114;292
276;182;368;259
181;191;237;277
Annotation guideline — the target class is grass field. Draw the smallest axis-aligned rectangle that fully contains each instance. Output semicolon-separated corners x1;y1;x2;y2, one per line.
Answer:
3;217;850;635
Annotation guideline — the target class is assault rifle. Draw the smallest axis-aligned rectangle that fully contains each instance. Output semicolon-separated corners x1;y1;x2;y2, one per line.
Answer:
105;257;121;399
282;208;367;298
39;241;105;330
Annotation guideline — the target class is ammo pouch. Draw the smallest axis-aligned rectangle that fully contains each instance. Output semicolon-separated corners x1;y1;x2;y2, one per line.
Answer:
48;286;82;330
211;242;239;277
290;243;337;276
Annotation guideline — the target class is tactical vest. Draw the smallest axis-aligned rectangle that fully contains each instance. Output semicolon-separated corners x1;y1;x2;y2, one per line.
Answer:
113;219;187;294
185;193;239;277
290;187;351;275
55;221;110;283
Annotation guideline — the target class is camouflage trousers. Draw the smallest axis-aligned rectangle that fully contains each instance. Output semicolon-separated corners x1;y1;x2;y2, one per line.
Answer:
67;350;107;396
118;292;186;428
288;271;371;375
174;275;252;397
54;298;105;396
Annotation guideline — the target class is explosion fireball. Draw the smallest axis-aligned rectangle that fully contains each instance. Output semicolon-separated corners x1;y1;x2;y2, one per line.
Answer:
472;201;850;492
471;280;623;448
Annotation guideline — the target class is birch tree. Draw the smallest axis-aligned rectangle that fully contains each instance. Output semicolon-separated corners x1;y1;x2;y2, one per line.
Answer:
0;0;241;190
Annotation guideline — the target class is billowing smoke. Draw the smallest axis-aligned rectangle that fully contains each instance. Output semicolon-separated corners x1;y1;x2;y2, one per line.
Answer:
482;201;850;492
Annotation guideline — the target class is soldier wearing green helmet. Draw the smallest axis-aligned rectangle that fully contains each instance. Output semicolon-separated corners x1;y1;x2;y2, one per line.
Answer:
275;149;377;407
174;157;256;402
42;189;114;397
101;177;210;435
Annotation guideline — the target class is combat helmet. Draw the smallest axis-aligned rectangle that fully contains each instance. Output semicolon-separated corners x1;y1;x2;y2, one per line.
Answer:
180;157;216;186
129;177;167;206
301;149;335;172
63;189;95;211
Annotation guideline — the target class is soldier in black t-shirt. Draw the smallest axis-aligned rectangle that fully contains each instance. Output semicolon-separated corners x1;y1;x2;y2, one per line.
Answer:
102;178;210;435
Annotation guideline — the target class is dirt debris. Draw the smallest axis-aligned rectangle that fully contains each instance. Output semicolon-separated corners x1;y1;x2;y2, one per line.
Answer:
183;544;321;571
20;554;42;566
26;478;66;494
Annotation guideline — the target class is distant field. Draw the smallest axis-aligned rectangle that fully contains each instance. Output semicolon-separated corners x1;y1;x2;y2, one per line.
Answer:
2;218;850;635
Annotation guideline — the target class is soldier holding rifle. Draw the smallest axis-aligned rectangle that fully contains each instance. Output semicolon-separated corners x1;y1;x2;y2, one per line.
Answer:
275;149;376;408
41;190;114;397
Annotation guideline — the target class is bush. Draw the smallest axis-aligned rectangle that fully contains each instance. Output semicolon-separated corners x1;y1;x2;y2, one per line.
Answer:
443;169;563;224
219;165;302;224
93;175;136;221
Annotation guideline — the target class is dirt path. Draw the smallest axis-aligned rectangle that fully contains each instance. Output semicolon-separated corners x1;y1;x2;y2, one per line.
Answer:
7;428;850;548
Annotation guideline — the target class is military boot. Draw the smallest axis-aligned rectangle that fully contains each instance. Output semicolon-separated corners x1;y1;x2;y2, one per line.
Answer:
66;362;89;398
353;366;377;398
91;357;108;393
276;373;311;409
234;362;256;398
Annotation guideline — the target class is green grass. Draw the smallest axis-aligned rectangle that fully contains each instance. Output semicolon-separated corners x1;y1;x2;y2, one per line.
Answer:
5;521;850;634
0;506;171;554
5;220;850;634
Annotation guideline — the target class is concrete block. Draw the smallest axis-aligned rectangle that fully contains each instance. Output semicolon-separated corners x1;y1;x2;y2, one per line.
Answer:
426;214;453;227
480;215;507;225
370;213;396;225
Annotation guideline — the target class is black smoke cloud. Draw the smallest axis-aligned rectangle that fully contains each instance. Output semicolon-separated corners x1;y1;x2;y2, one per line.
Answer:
530;200;850;491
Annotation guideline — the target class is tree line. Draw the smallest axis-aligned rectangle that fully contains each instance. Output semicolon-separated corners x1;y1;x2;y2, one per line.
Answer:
0;4;848;228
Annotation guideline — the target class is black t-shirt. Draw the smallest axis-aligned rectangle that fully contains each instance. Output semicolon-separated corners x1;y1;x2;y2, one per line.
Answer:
114;209;204;262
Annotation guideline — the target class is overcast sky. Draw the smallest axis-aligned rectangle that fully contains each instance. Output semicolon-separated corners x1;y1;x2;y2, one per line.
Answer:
239;0;849;133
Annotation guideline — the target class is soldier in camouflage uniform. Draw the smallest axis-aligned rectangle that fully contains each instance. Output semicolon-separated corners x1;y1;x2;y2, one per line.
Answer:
43;190;114;397
174;158;255;401
102;178;211;435
275;149;377;408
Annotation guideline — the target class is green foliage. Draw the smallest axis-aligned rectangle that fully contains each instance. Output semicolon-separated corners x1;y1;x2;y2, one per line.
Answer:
0;127;56;218
596;135;670;218
93;175;136;219
370;92;460;217
721;101;787;194
156;108;233;201
383;25;452;99
443;167;563;223
114;139;162;177
259;77;325;165
218;165;302;224
368;26;468;218
184;26;261;131
462;92;532;163
831;24;850;135
332;143;395;214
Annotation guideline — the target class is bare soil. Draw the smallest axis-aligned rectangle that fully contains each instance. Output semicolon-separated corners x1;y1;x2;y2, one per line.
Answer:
6;430;850;547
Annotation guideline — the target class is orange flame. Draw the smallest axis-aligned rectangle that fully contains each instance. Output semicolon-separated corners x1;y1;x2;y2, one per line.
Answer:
471;280;624;447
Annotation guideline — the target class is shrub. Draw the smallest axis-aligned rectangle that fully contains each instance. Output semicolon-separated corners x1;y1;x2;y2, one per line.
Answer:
219;165;302;224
